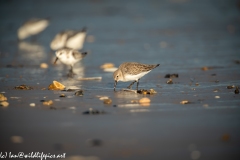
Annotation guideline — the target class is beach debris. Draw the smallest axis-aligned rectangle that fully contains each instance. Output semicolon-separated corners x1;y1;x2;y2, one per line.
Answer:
43;100;53;106
11;136;23;143
215;96;220;99
235;86;239;94
180;100;190;104
40;63;48;69
83;108;105;115
139;98;151;107
137;89;157;95
86;139;103;147
213;89;219;92
195;83;199;86
100;63;115;69
131;100;138;103
103;98;112;104
100;63;117;72
14;84;33;90
201;66;212;71
227;85;235;89
48;81;65;90
59;94;66;97
29;103;36;107
103;67;118;72
139;98;151;103
0;101;9;107
78;77;102;80
165;74;178;78
0;93;7;101
166;79;173;84
64;86;81;91
98;96;109;100
221;134;231;142
75;90;84;96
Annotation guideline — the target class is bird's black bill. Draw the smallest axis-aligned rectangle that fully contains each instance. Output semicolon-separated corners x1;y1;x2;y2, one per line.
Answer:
54;57;58;64
114;81;117;91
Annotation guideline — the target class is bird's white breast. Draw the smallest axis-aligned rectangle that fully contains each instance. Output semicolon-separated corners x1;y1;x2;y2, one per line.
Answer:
123;71;150;82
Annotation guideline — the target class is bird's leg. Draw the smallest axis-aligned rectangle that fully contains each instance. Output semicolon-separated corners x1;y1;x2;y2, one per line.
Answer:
136;79;140;90
69;66;73;73
127;81;136;89
68;66;74;77
114;81;117;91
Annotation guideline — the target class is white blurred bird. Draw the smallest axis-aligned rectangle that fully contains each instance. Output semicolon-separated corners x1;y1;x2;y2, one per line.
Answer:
18;18;49;40
54;48;88;76
50;27;87;51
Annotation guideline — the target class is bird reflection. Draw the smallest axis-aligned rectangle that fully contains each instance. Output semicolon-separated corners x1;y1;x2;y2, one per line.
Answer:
18;18;49;40
18;41;47;65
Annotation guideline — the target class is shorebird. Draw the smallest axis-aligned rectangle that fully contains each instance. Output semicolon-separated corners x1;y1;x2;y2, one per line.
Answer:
50;27;87;50
18;18;49;40
54;48;87;76
113;62;160;91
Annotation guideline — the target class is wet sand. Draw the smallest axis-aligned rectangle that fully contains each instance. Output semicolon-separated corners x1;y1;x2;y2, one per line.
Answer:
0;0;240;160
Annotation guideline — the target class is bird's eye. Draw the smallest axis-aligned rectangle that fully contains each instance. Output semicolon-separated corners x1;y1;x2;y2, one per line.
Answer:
59;52;62;55
117;76;118;77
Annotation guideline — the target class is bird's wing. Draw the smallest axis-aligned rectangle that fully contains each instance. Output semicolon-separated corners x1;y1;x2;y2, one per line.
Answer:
72;50;87;60
123;63;158;75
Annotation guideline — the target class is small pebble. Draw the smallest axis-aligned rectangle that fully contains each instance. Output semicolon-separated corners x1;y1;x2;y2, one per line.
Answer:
234;86;239;94
164;74;178;78
40;63;48;69
99;96;109;100
0;101;9;107
215;96;220;99
131;100;138;103
83;108;105;115
201;66;211;71
0;93;7;101
43;100;53;106
14;84;33;90
166;79;173;84
195;83;199;86
59;94;66;97
103;98;112;104
139;98;151;104
74;90;84;96
100;63;115;69
29;103;35;107
227;85;235;89
180;100;189;104
213;89;219;92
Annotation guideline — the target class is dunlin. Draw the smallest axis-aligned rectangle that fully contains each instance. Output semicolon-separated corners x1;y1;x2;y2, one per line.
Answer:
50;27;87;50
113;62;160;91
54;48;87;76
18;18;49;40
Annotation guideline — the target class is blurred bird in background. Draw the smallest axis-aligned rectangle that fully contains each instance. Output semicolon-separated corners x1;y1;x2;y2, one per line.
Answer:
50;27;87;51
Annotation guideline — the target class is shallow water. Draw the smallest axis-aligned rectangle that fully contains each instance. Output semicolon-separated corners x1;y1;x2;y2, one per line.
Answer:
0;0;240;160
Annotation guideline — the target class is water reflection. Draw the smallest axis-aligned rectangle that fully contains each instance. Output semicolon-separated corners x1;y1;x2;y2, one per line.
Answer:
113;90;142;108
52;60;85;78
18;41;48;65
